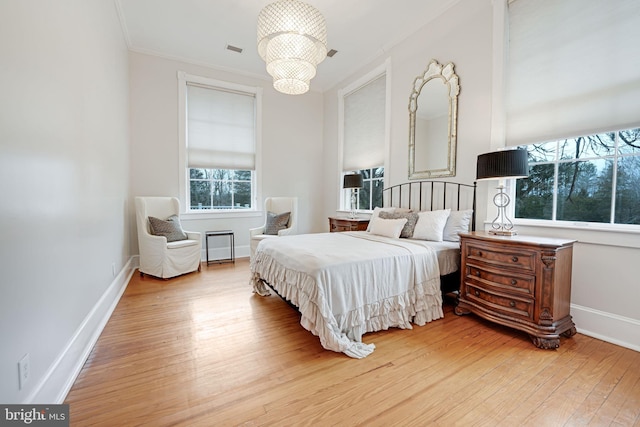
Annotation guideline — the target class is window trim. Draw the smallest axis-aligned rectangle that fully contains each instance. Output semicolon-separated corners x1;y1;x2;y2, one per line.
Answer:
337;59;391;212
177;71;263;216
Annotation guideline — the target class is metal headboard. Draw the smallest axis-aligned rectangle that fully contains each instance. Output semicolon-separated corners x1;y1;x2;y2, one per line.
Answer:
382;180;477;231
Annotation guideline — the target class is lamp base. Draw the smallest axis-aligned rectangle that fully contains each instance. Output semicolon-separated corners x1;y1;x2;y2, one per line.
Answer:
489;229;518;236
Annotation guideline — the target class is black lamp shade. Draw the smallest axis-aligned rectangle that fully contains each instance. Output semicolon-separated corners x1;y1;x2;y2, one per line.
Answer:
343;173;364;189
476;149;529;180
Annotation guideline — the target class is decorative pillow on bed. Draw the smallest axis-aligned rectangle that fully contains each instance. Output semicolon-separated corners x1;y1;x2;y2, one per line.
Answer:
412;209;451;242
378;211;419;238
443;209;473;242
148;215;188;242
265;211;290;235
368;217;408;238
366;207;412;232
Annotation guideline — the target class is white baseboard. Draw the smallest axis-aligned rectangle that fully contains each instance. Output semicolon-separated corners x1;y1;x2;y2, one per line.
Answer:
25;257;137;404
571;304;640;352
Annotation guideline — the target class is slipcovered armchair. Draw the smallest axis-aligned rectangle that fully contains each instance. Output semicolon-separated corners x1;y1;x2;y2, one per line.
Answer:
249;197;298;260
135;197;202;279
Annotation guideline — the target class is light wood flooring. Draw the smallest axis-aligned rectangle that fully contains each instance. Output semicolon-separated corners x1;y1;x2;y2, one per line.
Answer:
65;259;640;426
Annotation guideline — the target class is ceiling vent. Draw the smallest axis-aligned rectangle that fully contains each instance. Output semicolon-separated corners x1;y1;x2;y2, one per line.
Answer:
226;44;243;53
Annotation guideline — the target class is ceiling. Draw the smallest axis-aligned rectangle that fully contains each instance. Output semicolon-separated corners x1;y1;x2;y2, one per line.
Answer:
115;0;460;92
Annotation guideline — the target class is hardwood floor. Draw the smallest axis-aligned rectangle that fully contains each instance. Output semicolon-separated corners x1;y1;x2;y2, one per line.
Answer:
65;259;640;426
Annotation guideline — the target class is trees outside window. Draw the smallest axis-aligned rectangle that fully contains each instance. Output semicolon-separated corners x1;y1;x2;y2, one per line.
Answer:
516;128;640;225
189;169;252;210
357;167;384;211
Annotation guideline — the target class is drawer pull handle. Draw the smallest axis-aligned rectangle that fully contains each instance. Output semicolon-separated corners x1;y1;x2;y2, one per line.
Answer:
511;279;518;286
512;256;519;262
476;271;481;277
474;290;480;297
509;301;516;307
478;251;483;257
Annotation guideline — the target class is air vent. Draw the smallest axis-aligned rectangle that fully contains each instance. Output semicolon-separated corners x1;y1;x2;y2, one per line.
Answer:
226;44;243;54
327;49;338;58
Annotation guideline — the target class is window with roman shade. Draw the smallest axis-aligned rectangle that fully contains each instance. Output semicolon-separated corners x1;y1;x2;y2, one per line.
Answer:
507;0;640;227
183;78;259;211
341;72;387;211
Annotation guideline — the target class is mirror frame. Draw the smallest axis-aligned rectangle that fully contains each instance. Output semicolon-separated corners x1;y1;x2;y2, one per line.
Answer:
408;59;460;179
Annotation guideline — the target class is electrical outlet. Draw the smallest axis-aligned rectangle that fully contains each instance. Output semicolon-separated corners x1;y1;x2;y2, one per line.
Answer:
112;263;116;277
18;353;29;390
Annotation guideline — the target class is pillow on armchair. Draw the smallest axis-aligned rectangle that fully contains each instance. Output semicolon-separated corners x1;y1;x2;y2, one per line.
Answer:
148;215;188;242
264;211;290;235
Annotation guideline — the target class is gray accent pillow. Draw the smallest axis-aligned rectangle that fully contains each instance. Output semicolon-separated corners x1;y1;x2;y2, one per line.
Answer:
379;211;419;238
265;211;290;235
148;215;188;242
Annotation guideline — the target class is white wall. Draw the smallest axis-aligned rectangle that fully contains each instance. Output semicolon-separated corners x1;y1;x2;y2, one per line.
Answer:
129;52;325;258
0;0;131;403
322;0;639;351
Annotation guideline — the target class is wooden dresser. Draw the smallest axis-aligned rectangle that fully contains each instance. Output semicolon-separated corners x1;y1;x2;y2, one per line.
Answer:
455;231;577;349
328;216;370;232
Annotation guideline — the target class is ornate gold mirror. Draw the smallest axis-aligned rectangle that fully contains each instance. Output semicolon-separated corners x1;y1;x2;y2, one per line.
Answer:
408;60;459;179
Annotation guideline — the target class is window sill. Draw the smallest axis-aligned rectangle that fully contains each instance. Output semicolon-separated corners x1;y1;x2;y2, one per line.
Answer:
497;219;640;249
181;210;262;220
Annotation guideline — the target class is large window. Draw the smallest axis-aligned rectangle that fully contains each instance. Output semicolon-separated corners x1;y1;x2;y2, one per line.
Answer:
180;73;261;212
515;128;640;225
340;64;388;212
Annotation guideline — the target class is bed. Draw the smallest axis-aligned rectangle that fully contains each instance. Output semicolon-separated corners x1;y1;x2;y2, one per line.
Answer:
250;181;476;358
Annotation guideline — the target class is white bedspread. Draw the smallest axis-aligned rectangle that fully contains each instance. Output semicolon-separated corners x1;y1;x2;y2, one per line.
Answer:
250;232;444;358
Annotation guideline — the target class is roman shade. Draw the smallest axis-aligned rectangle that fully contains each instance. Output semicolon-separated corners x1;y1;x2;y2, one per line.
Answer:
506;0;640;146
187;83;256;170
343;74;386;171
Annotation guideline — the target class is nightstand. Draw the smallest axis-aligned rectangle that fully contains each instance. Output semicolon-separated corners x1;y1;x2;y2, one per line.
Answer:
328;216;369;232
455;231;577;349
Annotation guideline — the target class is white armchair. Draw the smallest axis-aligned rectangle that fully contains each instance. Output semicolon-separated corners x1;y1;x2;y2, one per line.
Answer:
249;197;298;260
135;197;202;279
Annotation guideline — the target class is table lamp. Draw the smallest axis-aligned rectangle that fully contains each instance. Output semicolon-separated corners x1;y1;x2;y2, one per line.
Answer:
476;149;529;235
343;173;363;219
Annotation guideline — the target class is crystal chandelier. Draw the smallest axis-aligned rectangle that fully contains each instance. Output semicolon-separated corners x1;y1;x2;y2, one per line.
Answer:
257;0;327;95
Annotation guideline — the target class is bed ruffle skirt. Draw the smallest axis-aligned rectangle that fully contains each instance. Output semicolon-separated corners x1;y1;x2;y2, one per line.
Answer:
251;252;443;359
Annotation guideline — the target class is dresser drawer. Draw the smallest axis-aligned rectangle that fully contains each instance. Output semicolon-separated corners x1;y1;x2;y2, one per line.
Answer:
464;283;534;321
465;264;535;297
331;223;352;232
465;242;537;272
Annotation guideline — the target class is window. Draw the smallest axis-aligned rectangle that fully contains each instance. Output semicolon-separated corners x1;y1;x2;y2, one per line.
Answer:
189;169;252;210
339;63;389;212
178;72;261;213
515;128;640;225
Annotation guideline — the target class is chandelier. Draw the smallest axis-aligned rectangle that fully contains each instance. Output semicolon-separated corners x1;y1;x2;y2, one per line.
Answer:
257;0;327;95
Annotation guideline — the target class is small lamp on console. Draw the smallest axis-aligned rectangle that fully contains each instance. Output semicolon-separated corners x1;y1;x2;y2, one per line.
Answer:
343;173;363;219
476;149;529;236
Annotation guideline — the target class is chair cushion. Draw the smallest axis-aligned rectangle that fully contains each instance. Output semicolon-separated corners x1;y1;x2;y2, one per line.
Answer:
148;215;188;242
167;239;199;249
265;211;290;235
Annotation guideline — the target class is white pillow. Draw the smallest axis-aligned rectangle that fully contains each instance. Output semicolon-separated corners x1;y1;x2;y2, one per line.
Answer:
368;217;408;239
412;209;451;241
366;207;397;232
443;209;473;242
